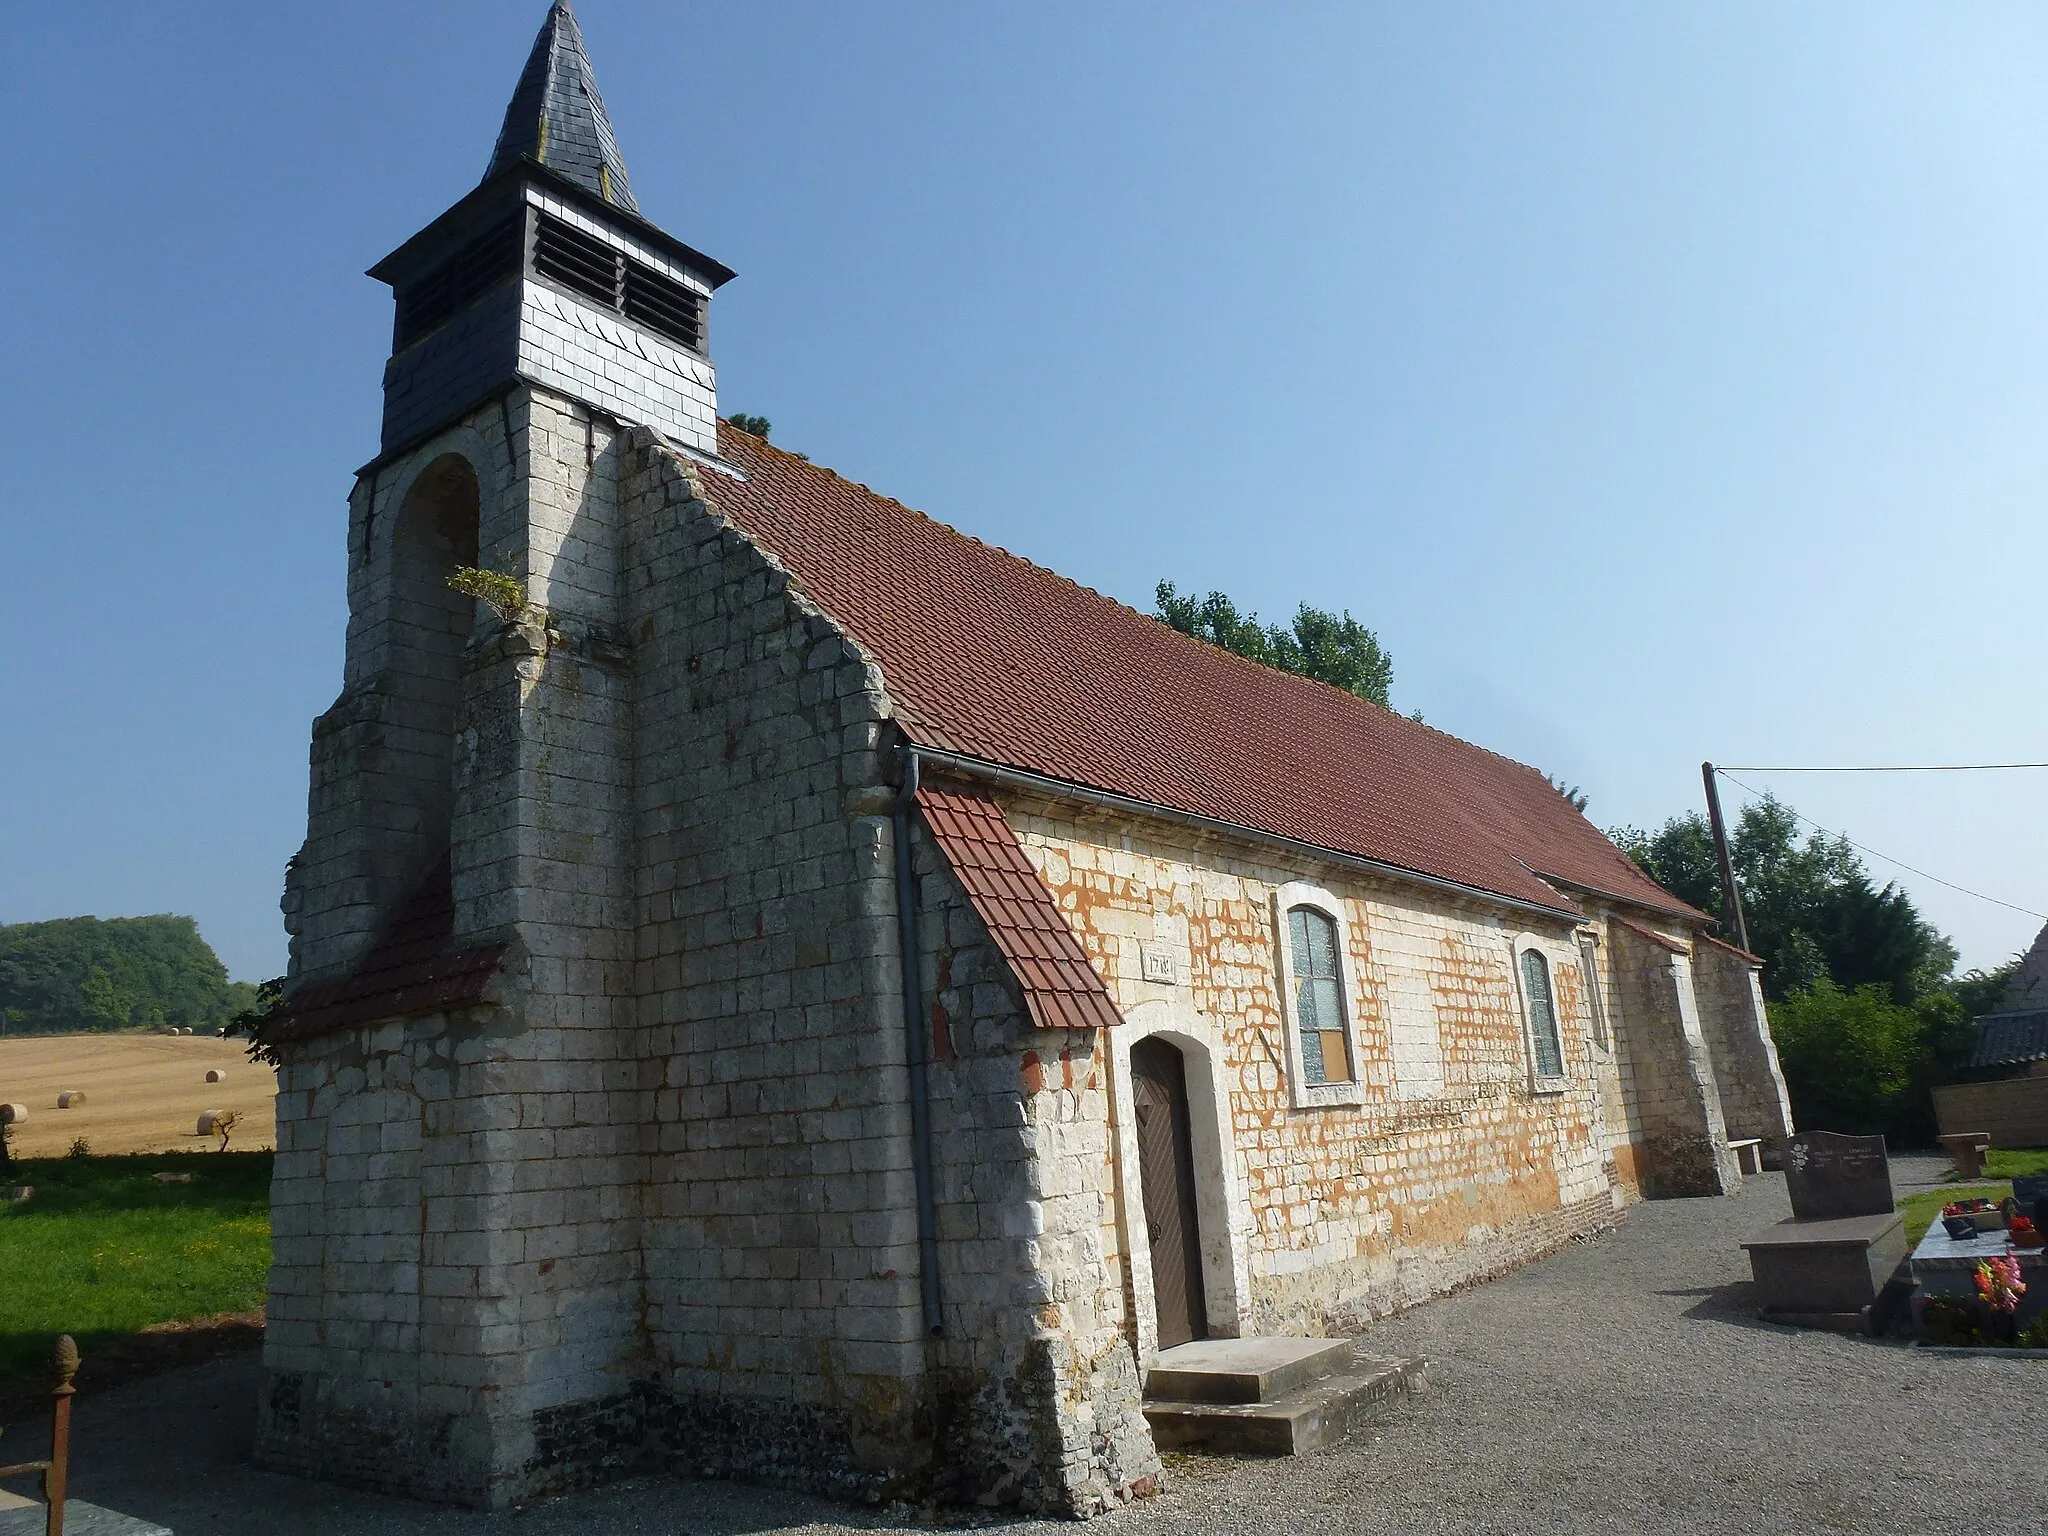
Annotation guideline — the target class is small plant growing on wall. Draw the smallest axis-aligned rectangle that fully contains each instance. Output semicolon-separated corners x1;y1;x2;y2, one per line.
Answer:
447;566;529;624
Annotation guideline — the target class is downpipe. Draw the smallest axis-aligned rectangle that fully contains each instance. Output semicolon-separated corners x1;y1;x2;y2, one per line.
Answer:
893;746;945;1337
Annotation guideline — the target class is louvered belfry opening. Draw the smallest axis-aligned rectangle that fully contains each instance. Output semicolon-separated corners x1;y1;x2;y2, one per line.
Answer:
532;212;707;353
391;208;710;358
392;215;524;352
622;261;703;352
533;213;619;306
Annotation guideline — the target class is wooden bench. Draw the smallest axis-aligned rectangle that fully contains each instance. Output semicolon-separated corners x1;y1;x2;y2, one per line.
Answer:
1728;1137;1765;1175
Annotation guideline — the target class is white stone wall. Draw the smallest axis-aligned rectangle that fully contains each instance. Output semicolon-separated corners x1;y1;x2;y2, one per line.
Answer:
616;433;1157;1513
267;387;653;1505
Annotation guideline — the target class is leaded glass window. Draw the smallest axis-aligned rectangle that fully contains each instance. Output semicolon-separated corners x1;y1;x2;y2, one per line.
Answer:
1288;906;1352;1086
1521;947;1564;1079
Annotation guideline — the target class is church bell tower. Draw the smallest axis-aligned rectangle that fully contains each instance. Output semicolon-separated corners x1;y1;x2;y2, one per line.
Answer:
263;7;737;1501
370;1;733;457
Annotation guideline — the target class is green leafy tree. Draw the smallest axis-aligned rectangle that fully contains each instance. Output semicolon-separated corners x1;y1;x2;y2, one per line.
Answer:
725;413;772;438
1609;794;1955;1004
1765;983;1972;1141
0;915;247;1036
1155;580;1394;708
1767;981;1923;1135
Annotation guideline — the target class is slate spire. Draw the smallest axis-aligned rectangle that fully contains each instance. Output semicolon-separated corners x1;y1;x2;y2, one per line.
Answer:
484;2;638;212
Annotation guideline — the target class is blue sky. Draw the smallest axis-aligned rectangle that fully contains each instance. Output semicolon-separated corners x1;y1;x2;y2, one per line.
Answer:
2;2;2044;980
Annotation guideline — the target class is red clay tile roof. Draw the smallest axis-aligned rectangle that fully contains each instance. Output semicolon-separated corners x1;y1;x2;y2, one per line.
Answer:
917;780;1123;1032
701;423;1705;924
265;854;505;1044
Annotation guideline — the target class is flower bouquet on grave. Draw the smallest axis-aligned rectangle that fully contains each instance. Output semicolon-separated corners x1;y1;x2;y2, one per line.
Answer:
2009;1214;2044;1250
1972;1252;2028;1343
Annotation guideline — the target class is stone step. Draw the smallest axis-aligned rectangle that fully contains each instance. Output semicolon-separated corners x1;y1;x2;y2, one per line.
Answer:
1144;1336;1360;1405
1145;1353;1431;1457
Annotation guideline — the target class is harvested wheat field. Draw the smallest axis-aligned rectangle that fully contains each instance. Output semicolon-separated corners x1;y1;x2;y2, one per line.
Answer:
0;1033;275;1156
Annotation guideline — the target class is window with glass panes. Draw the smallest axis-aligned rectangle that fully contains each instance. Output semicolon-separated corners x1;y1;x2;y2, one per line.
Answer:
1288;906;1352;1086
1520;947;1565;1079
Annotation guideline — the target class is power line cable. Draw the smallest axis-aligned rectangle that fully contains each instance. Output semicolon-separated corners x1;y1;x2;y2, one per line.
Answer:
1715;769;2046;922
1718;762;2048;773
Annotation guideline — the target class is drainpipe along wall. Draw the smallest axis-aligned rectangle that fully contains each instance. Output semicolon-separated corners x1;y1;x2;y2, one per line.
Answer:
893;746;945;1337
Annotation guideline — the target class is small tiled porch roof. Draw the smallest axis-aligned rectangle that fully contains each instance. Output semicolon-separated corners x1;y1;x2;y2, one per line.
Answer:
265;854;505;1045
916;780;1122;1033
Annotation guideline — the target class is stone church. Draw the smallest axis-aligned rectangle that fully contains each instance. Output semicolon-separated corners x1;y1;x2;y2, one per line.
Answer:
259;3;1795;1516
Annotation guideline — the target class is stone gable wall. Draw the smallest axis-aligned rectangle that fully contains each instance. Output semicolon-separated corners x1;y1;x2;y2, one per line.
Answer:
620;436;1156;1515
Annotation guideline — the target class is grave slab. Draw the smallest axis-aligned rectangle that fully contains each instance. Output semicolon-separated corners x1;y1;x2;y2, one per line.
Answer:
1909;1219;2048;1326
1742;1212;1907;1323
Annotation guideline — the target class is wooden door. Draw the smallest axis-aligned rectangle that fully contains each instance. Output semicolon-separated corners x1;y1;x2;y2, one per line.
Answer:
1131;1036;1208;1348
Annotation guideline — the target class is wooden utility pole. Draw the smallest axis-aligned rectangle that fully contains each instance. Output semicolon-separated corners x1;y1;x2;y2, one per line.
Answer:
1701;762;1751;953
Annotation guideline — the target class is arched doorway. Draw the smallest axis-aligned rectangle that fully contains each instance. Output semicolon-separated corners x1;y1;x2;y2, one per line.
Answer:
1131;1035;1208;1347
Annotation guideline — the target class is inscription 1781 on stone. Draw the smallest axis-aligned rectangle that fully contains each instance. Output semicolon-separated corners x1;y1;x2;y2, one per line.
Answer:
1783;1130;1893;1222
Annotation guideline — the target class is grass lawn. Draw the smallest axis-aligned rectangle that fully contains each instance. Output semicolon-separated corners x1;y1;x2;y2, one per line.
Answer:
0;1152;270;1382
1983;1146;2048;1180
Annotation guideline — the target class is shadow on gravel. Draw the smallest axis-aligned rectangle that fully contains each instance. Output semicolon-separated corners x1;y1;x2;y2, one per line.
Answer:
1664;1279;1812;1335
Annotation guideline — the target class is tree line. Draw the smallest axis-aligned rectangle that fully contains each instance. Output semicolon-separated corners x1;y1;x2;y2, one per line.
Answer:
0;914;257;1036
1612;801;2014;1143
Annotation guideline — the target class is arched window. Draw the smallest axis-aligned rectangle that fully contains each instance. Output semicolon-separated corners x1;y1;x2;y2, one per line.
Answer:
1288;905;1353;1086
1519;946;1565;1081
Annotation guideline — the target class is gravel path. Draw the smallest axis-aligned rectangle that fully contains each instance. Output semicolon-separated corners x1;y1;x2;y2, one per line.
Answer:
14;1157;2045;1536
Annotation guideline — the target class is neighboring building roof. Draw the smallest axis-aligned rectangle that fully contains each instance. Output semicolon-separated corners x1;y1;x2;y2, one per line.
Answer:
266;855;505;1044
701;424;1707;925
485;2;638;213
917;782;1123;1033
1969;1010;2048;1070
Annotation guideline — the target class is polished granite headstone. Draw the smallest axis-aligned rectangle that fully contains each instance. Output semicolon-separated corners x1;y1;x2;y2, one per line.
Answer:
1783;1131;1894;1221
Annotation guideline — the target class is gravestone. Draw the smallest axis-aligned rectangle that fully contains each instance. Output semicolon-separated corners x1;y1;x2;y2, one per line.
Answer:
1741;1130;1904;1332
2015;1175;2048;1225
1783;1131;1893;1221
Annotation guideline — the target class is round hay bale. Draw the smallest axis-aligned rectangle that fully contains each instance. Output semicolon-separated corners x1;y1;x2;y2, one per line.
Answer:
0;1103;27;1125
196;1109;225;1136
56;1090;86;1109
204;1068;228;1084
161;1026;180;1036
